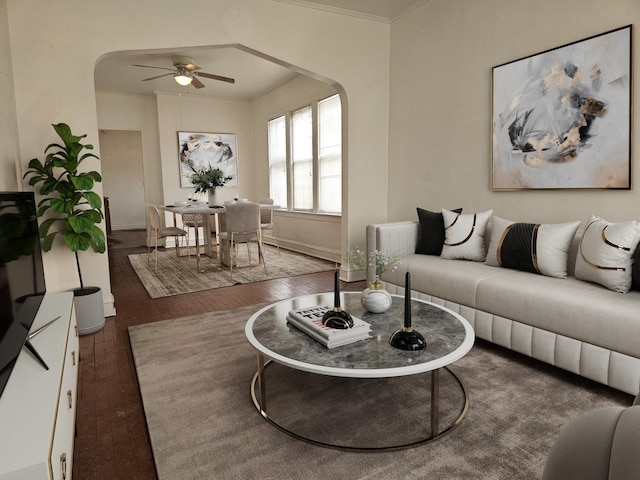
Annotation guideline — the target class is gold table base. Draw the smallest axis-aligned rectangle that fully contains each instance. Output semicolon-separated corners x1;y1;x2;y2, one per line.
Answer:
250;355;469;452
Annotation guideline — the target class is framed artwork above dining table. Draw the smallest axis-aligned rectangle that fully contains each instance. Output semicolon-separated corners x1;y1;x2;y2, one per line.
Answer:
178;131;238;188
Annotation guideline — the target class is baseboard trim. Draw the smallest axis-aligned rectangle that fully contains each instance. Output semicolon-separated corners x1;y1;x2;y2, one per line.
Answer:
103;291;116;317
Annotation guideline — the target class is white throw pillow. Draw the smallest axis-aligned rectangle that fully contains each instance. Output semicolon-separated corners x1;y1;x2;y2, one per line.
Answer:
485;216;580;278
441;209;493;262
574;214;640;293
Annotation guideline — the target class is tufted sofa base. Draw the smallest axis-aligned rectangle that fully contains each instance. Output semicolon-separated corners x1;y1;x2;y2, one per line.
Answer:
382;282;640;394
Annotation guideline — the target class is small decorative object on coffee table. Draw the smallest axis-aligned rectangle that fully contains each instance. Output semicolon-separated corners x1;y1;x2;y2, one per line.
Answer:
322;269;354;329
390;272;426;351
350;247;402;313
361;281;393;314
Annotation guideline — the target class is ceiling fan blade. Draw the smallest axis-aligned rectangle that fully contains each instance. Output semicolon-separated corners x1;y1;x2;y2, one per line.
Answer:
132;64;176;72
190;76;206;89
195;72;235;84
142;72;174;81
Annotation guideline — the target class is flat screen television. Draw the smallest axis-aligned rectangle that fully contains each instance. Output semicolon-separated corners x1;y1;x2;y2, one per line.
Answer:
0;191;47;398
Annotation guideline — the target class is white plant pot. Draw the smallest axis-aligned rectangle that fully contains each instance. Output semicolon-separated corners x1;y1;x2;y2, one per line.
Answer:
73;286;105;335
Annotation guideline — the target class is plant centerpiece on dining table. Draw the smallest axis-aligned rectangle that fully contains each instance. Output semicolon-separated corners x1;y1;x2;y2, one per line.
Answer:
350;247;404;313
189;165;233;206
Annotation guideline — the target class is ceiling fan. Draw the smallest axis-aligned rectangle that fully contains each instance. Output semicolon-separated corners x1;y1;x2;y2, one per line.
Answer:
132;55;235;89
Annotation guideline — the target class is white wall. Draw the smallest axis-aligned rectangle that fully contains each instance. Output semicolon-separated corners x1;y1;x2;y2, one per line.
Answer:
389;0;640;226
156;93;250;206
6;0;390;303
99;129;146;230
0;0;19;192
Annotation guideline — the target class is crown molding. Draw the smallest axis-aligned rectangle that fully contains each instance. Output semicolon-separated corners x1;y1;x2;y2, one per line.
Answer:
274;0;390;24
274;0;429;23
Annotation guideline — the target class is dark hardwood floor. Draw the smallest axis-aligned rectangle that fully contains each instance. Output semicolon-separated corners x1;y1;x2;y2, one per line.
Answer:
72;230;362;480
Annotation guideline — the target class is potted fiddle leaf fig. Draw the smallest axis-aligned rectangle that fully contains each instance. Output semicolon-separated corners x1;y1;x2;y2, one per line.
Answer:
23;123;106;334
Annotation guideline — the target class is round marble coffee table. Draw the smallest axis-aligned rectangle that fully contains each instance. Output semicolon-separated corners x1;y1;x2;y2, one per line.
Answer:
244;291;474;451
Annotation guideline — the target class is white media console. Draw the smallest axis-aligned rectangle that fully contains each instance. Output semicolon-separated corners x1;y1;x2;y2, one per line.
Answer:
0;292;79;480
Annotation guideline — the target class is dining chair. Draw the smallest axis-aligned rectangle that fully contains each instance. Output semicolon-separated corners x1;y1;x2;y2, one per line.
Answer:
208;214;219;250
181;212;205;255
258;198;280;255
145;203;188;271
218;202;267;280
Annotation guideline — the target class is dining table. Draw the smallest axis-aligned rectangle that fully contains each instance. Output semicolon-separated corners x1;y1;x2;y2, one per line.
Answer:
159;202;280;273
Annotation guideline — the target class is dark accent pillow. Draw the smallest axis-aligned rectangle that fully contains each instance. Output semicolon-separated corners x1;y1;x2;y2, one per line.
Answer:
415;207;462;255
499;223;539;274
632;246;640;291
486;216;580;278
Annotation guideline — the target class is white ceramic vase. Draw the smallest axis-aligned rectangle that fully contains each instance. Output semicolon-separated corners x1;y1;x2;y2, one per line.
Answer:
361;281;392;313
208;189;217;206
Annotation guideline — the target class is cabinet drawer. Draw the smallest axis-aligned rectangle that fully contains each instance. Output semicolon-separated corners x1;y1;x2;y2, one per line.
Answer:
50;304;79;480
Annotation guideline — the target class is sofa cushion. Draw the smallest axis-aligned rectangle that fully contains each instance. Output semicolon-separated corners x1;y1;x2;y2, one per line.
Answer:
476;270;640;359
575;215;640;293
485;216;580;279
383;254;508;308
441;209;493;262
415;207;462;255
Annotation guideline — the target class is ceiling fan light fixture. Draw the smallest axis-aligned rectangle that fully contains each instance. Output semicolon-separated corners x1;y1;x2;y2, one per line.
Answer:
174;74;193;86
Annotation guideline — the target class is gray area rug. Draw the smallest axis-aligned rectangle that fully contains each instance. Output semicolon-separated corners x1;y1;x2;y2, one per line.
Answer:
129;305;632;480
129;245;334;298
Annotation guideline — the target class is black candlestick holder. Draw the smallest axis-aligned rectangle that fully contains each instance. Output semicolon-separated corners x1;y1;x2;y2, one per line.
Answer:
390;271;426;351
322;269;353;329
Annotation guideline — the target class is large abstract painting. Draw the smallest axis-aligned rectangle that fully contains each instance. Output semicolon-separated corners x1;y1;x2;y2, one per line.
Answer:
178;132;238;188
492;25;631;190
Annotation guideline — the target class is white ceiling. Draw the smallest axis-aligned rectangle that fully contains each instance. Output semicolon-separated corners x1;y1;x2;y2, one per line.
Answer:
94;47;299;100
93;0;424;100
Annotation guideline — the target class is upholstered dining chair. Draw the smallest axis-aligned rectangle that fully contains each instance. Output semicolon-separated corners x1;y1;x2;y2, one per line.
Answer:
258;198;279;254
218;202;267;280
145;203;188;272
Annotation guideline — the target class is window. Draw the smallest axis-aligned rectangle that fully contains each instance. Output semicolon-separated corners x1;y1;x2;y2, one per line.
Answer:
267;116;287;209
267;94;342;214
318;95;342;213
291;106;313;210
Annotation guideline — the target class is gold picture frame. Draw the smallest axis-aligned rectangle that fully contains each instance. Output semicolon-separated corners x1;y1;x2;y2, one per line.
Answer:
491;25;631;190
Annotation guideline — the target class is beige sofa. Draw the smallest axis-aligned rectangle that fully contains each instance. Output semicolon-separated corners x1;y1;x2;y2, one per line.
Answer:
366;220;640;395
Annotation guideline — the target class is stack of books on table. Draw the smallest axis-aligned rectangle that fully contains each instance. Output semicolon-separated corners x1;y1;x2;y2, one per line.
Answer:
287;305;371;348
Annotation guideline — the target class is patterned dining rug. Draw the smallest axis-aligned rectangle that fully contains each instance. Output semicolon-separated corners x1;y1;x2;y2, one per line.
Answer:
128;245;335;298
129;304;632;480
